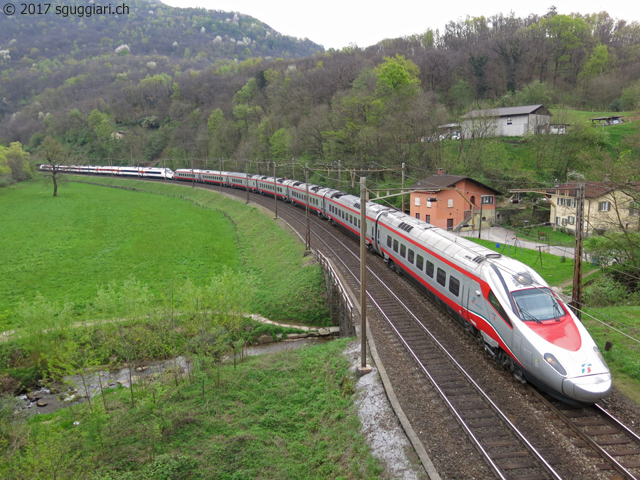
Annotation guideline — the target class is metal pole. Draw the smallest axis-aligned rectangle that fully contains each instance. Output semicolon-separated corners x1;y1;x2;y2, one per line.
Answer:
401;162;406;213
245;160;250;204
305;164;311;251
358;176;372;375
338;159;342;191
191;157;194;188
571;183;585;319
219;159;223;192
274;162;278;218
478;202;483;239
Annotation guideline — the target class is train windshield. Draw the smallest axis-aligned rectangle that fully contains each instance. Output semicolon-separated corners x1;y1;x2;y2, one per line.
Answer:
511;288;564;323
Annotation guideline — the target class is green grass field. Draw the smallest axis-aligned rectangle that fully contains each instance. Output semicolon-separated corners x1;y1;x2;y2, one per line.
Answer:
0;181;242;320
0;178;330;329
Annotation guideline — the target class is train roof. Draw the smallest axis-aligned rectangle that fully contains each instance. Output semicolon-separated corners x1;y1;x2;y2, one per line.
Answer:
381;210;503;272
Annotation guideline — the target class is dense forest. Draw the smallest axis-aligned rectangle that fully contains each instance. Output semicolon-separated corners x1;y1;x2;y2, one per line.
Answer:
1;2;640;190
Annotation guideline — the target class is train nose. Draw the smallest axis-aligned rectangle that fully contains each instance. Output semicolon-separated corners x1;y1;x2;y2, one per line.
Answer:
562;373;612;403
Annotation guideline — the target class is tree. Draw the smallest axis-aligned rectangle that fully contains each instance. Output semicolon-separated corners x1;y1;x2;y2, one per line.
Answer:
374;54;421;98
269;128;291;159
0;148;13;182
579;44;611;81
540;14;589;85
5;142;32;181
39;136;67;197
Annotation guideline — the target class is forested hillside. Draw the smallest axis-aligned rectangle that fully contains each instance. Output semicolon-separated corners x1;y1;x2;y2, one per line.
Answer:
1;4;640;189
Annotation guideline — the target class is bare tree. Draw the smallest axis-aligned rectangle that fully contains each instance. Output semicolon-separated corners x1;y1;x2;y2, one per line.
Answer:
39;136;68;197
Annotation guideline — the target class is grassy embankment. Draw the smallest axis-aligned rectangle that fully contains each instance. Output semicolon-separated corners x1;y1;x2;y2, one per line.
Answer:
0;178;385;478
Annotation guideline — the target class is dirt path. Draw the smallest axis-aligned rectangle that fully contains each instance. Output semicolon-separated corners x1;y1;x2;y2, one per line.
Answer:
557;267;601;289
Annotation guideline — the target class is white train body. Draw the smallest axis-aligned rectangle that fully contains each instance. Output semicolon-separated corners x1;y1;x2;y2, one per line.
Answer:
39;164;174;178
46;164;611;404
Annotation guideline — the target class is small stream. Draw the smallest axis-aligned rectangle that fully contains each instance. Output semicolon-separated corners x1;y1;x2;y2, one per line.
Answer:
18;337;331;414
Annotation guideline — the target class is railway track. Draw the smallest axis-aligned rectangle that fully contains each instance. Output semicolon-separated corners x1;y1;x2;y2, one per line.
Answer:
533;390;640;479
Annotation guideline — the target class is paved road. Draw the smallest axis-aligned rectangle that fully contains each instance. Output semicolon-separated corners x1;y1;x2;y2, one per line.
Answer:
458;225;576;259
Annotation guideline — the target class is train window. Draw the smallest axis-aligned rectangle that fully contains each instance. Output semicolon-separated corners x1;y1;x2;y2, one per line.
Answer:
416;254;424;270
387;236;392;248
393;240;399;252
426;261;434;278
436;268;446;286
511;288;564;323
488;291;512;327
449;277;460;296
408;249;414;264
400;244;406;258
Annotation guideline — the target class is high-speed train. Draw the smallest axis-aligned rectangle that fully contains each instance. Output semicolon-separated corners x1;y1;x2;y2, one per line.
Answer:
42;164;612;404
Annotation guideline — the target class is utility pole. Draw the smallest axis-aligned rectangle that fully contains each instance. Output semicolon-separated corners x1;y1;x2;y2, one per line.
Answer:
292;158;295;181
305;164;311;251
273;162;278;219
478;202;483;239
219;159;223;192
401;162;406;213
245;160;250;204
191;157;194;188
338;159;342;191
570;183;585;319
358;176;372;375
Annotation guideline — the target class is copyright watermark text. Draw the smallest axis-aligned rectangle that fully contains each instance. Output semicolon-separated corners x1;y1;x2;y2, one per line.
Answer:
2;3;130;17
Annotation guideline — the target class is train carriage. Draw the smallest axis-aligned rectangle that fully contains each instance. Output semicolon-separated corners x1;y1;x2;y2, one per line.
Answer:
325;192;362;237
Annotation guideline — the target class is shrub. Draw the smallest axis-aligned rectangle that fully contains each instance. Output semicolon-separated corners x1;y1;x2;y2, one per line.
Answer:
584;275;629;307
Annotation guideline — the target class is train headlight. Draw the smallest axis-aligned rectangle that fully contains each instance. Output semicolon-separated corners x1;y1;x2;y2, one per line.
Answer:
593;346;609;370
514;272;534;286
544;353;567;376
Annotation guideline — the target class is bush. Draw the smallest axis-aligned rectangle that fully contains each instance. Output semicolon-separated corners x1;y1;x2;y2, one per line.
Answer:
584;275;629;307
0;176;16;188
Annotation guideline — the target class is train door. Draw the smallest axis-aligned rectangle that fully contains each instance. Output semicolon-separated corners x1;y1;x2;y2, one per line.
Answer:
373;213;387;256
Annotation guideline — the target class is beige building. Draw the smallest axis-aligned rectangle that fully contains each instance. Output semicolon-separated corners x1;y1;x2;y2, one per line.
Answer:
548;181;640;235
461;105;552;138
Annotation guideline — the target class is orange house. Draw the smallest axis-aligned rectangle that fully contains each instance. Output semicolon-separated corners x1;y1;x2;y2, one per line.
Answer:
409;171;501;231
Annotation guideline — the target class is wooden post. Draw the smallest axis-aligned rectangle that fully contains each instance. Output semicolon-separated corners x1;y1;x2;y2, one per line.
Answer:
305;164;311;251
273;162;278;218
358;176;372;375
570;183;585;319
